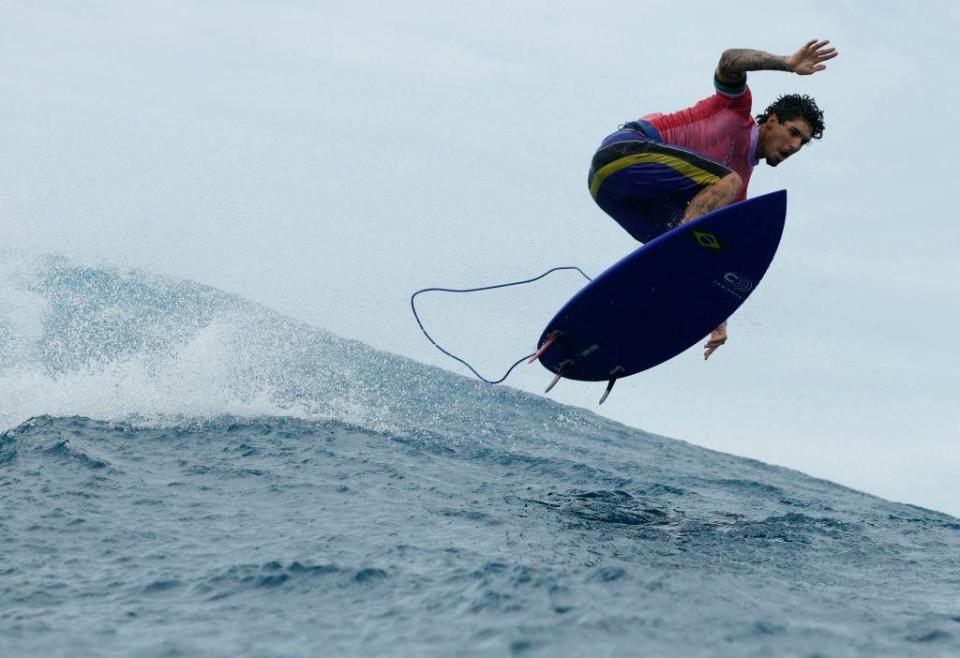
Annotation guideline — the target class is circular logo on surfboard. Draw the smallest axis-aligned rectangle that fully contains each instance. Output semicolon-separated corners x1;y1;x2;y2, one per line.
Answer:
722;272;754;294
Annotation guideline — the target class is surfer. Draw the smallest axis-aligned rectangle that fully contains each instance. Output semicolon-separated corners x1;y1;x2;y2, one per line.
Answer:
588;39;836;359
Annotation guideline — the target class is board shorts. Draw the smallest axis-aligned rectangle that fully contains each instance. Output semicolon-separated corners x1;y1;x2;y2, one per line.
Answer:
588;120;734;244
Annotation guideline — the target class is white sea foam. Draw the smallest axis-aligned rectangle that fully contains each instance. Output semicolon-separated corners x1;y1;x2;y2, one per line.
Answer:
0;252;402;431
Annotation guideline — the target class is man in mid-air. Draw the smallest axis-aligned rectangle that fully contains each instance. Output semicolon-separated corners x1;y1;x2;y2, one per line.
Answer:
588;39;837;359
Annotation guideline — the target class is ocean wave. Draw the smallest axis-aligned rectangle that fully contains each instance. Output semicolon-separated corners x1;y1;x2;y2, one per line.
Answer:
4;254;960;656
2;413;959;657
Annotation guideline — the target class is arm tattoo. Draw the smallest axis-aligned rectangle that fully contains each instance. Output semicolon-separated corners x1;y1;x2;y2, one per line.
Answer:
717;48;791;81
682;185;729;224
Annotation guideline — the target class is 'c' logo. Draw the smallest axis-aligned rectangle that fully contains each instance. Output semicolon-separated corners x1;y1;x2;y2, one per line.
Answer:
692;230;723;251
723;272;754;293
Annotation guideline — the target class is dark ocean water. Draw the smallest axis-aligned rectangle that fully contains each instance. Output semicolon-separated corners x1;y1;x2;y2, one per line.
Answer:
2;254;959;657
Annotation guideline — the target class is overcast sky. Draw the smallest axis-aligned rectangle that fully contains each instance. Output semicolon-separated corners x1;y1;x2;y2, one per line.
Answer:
2;1;958;514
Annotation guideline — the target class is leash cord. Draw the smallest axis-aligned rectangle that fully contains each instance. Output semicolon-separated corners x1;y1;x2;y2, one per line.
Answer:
410;266;592;384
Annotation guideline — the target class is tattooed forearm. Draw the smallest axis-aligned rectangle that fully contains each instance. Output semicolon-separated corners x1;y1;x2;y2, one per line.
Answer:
682;184;730;224
717;48;791;81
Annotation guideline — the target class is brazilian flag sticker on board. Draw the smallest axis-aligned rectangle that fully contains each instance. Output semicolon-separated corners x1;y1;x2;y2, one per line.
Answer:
691;230;725;252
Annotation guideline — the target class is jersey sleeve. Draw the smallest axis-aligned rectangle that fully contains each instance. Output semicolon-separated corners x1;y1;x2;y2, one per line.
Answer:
713;74;753;119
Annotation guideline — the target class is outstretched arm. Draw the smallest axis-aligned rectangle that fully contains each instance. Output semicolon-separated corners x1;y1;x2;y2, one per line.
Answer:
716;39;838;85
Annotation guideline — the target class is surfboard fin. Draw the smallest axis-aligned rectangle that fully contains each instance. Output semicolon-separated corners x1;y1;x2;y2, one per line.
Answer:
545;372;562;393
598;378;616;405
598;367;624;405
545;358;573;393
528;331;560;364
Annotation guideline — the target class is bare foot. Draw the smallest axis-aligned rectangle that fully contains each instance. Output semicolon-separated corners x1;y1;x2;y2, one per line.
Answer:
704;322;727;360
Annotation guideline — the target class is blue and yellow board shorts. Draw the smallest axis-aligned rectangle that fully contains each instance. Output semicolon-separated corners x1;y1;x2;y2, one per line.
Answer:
588;120;734;244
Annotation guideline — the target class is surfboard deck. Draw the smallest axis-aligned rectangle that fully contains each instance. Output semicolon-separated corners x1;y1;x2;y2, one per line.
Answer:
536;190;787;382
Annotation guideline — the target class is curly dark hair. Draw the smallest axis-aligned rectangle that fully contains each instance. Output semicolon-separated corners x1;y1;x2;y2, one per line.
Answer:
756;94;825;140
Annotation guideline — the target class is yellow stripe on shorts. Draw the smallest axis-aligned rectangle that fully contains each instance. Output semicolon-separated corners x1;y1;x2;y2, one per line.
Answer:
589;153;723;199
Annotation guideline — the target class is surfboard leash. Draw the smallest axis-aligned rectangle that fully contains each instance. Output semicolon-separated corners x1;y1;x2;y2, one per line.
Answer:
409;266;592;384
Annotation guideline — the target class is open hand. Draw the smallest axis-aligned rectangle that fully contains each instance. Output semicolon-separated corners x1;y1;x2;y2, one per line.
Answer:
787;39;838;75
703;322;727;361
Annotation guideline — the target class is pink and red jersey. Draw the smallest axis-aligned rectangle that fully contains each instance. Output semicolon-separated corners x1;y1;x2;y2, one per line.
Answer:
642;78;759;201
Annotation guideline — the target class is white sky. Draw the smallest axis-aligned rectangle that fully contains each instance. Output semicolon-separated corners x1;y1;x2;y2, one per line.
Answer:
2;1;958;514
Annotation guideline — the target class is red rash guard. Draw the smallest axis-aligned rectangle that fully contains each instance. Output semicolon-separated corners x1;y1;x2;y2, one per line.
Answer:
642;77;759;202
